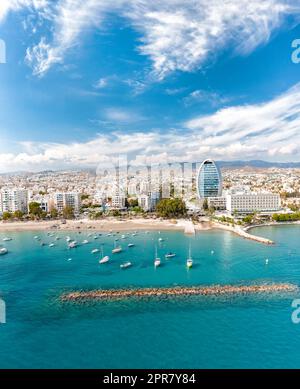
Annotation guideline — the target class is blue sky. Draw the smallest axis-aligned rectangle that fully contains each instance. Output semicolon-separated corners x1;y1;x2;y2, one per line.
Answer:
1;0;300;172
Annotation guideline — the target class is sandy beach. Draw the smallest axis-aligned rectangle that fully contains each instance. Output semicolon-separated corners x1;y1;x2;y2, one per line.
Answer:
0;218;212;233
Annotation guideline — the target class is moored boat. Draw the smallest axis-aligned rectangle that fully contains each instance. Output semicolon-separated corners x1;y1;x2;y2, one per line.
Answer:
120;261;132;269
165;252;176;259
0;247;8;255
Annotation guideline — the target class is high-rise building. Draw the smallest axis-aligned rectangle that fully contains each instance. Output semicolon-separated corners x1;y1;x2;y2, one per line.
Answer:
196;159;222;199
0;188;28;214
53;192;81;214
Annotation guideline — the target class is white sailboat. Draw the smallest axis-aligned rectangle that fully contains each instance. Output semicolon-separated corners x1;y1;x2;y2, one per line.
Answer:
154;246;161;267
186;243;193;268
112;241;122;254
99;246;110;264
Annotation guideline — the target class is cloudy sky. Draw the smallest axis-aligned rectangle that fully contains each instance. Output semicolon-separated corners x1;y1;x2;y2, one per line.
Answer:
1;0;300;172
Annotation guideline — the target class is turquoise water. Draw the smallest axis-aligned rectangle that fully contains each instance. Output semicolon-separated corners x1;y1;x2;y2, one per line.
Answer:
0;226;300;368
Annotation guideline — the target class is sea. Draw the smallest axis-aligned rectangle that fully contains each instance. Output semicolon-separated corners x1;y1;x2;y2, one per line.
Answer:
0;225;299;368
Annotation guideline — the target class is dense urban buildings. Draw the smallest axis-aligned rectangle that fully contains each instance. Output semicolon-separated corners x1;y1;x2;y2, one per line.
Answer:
0;159;299;219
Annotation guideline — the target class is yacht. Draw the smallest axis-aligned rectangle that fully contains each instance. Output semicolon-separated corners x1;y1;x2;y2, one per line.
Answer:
99;246;110;264
82;239;89;245
112;242;122;254
186;244;193;268
165;252;176;259
2;237;12;242
68;241;77;249
49;243;55;247
120;261;132;269
91;248;99;254
154;246;161;267
34;235;39;240
128;243;134;248
0;248;8;255
99;255;110;264
66;236;71;242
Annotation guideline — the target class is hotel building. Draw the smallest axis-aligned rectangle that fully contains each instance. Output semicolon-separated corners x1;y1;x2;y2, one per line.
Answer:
197;159;222;199
226;192;281;214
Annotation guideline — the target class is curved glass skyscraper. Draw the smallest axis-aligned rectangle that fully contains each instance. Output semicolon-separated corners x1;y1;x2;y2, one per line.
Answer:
197;159;222;198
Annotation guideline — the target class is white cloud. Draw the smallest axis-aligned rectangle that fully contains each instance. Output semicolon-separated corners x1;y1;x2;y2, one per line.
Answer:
2;83;300;172
183;89;230;107
104;108;146;124
93;77;108;89
0;0;49;22
20;0;300;78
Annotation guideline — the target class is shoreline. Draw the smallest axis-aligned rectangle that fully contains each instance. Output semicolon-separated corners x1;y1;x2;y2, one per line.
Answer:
211;221;274;245
60;283;298;302
1;218;298;245
0;218;212;233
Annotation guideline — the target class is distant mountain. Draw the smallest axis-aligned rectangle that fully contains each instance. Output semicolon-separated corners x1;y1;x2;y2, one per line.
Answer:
217;160;300;169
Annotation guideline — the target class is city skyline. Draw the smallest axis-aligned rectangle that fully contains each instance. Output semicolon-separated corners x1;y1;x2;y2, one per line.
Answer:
1;1;300;172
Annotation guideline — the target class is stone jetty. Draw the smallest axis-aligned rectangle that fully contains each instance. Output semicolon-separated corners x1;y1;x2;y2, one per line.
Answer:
60;283;297;303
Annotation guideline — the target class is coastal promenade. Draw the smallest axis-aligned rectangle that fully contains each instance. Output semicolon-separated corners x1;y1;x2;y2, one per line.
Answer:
60;283;297;303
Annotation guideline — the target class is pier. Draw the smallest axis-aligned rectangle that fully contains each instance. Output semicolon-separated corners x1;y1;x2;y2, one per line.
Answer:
60;283;297;303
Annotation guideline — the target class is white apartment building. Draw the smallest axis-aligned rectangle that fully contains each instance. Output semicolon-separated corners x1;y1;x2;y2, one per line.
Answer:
53;192;81;214
138;192;160;212
226;192;281;214
207;196;226;210
0;188;28;214
111;195;126;209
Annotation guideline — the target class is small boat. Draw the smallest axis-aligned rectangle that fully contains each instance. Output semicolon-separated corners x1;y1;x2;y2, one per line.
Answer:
93;236;99;240
99;246;110;264
132;233;137;237
67;258;72;261
165;252;176;259
112;242;122;254
55;236;60;241
0;248;8;255
154;246;161;267
107;233;112;237
186;243;193;268
120;261;132;269
128;243;135;248
121;234;126;239
2;237;12;241
66;236;71;242
34;235;39;240
68;241;77;249
99;255;110;264
40;242;46;246
211;250;214;255
91;248;99;254
82;239;89;244
49;243;55;247
158;237;164;242
265;258;269;265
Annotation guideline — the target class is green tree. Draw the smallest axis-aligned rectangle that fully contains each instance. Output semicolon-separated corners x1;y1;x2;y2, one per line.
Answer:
62;206;74;219
2;211;12;221
81;194;90;201
29;202;43;218
202;198;208;210
13;210;24;220
156;198;187;218
50;208;58;218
